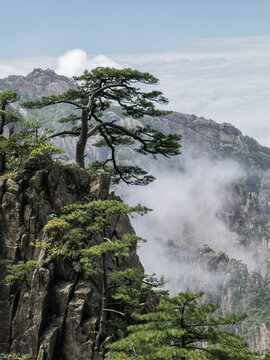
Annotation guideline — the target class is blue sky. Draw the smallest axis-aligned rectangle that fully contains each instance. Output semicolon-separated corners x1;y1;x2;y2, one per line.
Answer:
1;1;270;145
1;0;270;58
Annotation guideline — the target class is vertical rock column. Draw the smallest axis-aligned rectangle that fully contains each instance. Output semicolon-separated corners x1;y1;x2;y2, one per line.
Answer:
0;177;21;352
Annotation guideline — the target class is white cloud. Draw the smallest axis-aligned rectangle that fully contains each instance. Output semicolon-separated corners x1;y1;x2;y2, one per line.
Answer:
55;49;89;77
0;51;122;79
55;49;122;77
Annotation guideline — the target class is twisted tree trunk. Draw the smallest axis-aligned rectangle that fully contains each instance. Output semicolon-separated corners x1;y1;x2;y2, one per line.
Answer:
76;109;89;168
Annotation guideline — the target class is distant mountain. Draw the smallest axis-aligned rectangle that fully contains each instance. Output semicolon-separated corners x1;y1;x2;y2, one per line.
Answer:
143;112;270;174
0;69;78;132
0;68;75;100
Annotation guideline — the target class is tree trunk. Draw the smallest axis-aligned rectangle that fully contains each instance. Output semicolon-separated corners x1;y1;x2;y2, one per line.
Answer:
94;254;108;351
76;110;88;168
100;254;108;338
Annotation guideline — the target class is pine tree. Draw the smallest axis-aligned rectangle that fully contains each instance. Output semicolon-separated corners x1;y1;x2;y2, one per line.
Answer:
23;67;181;184
5;260;38;289
39;199;157;349
0;119;65;170
0;90;20;135
107;292;259;360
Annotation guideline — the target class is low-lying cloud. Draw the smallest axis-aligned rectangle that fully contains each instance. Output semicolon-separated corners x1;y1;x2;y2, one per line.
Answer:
122;151;263;293
125;153;244;250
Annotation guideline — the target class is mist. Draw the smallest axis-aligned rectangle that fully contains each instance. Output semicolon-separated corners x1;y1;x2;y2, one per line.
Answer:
120;150;263;294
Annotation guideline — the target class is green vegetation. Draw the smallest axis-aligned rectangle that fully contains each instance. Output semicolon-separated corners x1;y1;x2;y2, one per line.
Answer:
220;136;270;172
0;90;20;135
219;135;270;193
31;199;163;347
5;260;38;289
107;291;258;360
231;205;270;248
40;200;149;257
217;258;270;340
23;67;181;183
0;354;30;360
239;289;270;336
27;103;76;132
243;136;270;170
0;119;65;171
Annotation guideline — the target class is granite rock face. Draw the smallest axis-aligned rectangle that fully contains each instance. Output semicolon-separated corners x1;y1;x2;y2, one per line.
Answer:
258;169;270;214
166;238;270;353
159;112;244;151
0;69;75;100
0;168;143;359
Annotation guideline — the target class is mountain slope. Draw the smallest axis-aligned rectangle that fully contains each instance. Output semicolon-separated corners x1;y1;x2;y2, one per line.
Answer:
0;68;75;100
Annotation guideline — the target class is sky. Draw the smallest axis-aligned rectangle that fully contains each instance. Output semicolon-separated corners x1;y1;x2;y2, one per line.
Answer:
1;1;270;144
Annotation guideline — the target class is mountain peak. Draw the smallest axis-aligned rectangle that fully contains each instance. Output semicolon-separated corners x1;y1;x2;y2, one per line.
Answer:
0;68;75;100
27;68;56;76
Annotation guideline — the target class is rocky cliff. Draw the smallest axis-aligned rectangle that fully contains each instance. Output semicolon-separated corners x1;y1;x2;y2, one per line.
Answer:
0;69;75;100
0;166;142;359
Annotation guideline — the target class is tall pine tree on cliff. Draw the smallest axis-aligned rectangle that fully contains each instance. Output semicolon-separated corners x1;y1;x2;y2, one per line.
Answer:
23;67;181;184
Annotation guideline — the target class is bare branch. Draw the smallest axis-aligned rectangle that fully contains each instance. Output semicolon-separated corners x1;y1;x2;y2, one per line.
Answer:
103;308;126;317
87;122;112;137
48;130;80;139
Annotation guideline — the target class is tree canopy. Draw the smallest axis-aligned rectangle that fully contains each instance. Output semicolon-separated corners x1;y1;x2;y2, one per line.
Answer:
23;67;181;185
0;90;20;135
107;291;259;360
0;119;65;171
32;199;157;348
